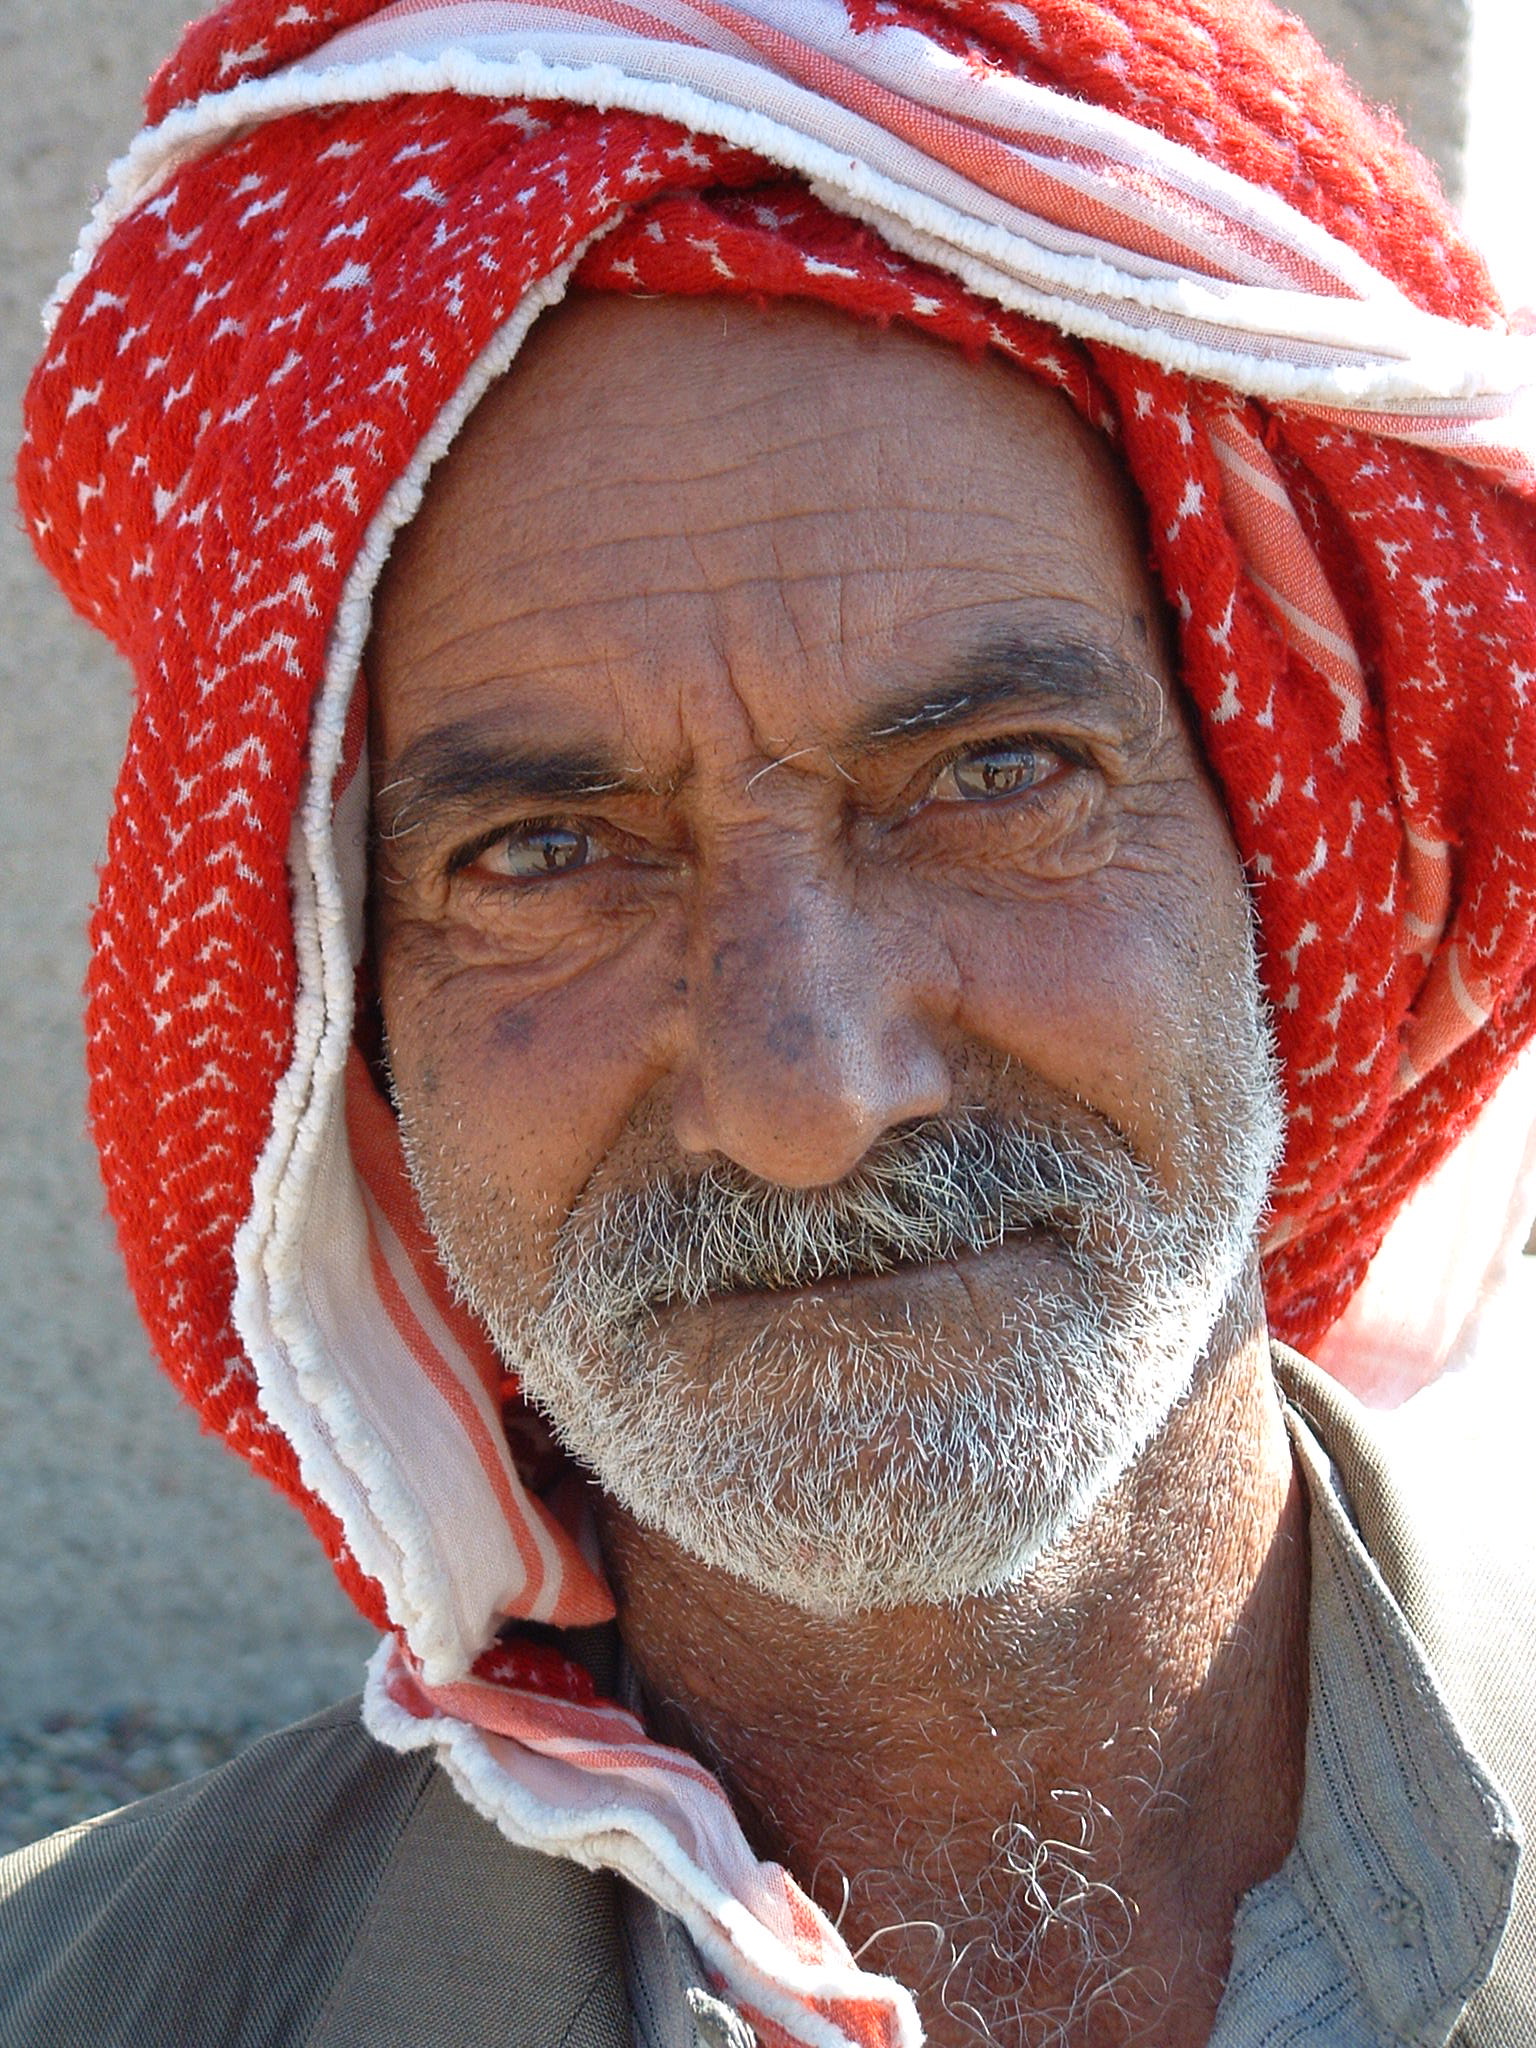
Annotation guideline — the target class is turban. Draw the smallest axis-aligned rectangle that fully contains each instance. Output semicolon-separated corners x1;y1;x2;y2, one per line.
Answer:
18;2;1536;2042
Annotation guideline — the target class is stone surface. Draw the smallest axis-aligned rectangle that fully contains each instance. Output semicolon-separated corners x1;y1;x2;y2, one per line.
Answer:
0;0;375;1787
1291;0;1471;197
0;0;1504;1855
0;1714;271;1858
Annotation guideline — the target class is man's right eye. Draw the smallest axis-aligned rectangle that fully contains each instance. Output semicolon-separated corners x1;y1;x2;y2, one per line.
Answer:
463;823;607;880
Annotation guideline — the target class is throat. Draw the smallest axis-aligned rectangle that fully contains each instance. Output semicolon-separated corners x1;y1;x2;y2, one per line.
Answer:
667;1646;1302;2048
598;1334;1310;2048
810;1761;1207;2048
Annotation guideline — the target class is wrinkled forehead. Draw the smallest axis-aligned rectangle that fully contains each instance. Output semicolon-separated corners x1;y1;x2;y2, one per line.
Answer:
367;290;1174;772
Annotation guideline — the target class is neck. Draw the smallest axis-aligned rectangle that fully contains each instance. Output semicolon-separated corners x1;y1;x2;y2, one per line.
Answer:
597;1307;1309;2048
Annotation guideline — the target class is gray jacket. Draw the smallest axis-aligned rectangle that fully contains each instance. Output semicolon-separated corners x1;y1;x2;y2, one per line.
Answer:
2;1352;1532;2047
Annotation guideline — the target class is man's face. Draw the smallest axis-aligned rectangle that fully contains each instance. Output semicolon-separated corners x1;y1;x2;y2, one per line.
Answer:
370;294;1282;1613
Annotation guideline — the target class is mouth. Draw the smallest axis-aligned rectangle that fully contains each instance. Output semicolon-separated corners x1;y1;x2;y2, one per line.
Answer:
640;1226;1063;1322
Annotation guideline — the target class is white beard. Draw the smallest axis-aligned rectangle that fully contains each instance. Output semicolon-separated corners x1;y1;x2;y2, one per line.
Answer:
400;963;1284;1616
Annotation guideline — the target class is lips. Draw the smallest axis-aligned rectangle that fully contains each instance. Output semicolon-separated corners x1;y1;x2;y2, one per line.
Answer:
642;1229;1062;1321
548;1109;1120;1342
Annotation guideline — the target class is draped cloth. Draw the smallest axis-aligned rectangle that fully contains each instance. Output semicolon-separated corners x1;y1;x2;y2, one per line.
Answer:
17;3;1536;2042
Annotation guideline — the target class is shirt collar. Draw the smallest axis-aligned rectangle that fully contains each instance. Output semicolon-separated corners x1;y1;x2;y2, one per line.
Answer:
1211;1383;1520;2047
617;1364;1522;2048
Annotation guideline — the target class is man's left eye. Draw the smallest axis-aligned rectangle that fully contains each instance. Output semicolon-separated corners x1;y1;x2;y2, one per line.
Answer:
932;741;1064;803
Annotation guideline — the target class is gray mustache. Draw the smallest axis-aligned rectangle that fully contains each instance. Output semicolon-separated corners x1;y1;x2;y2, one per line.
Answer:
553;1114;1139;1327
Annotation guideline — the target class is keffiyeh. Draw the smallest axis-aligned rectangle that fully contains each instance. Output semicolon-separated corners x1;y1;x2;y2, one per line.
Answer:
18;2;1536;2041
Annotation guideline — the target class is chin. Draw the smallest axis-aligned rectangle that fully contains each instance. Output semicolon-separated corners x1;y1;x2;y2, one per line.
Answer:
503;1277;1220;1616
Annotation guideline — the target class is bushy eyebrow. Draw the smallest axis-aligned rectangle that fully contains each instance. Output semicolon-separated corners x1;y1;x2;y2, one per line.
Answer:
375;633;1162;840
375;725;637;841
852;634;1161;748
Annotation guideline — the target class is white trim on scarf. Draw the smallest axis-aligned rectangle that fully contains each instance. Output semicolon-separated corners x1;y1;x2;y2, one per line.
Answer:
230;248;598;1682
364;1644;924;2048
45;1;1536;449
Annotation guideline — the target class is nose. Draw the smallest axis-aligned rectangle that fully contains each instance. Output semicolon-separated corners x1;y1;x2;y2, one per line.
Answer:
669;857;951;1187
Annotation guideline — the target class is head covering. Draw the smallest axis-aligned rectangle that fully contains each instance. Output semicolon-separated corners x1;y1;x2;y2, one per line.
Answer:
18;2;1536;2041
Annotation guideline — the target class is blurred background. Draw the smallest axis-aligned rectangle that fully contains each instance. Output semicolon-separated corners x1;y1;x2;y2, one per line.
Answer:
2;0;1533;1852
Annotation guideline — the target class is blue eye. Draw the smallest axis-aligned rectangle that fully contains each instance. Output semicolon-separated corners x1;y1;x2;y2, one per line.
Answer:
937;742;1059;802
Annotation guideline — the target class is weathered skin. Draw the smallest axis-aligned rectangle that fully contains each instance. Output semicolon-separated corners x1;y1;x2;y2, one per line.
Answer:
370;294;1307;2048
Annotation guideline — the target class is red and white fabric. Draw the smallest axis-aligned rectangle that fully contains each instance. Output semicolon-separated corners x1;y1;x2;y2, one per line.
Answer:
17;2;1536;2042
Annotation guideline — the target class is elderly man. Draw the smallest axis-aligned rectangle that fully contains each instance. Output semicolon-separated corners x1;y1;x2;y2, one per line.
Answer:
5;0;1535;2043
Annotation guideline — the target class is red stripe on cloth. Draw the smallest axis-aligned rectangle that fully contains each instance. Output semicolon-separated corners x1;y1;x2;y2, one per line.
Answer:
346;1050;614;1628
1208;409;1369;749
613;0;1306;285
345;1047;506;1404
361;1197;558;1607
438;1704;739;1808
372;0;725;47
333;662;371;804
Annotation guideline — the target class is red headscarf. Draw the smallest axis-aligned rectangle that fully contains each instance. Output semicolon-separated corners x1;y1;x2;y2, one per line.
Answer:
24;0;1536;1379
16;7;1536;2038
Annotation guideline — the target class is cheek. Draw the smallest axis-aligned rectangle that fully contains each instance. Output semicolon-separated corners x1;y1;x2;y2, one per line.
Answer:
380;913;685;1210
939;861;1248;1165
947;892;1171;1076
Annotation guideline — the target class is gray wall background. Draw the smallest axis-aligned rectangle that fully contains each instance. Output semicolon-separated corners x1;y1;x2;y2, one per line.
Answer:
0;0;1515;1842
1;1;375;1842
